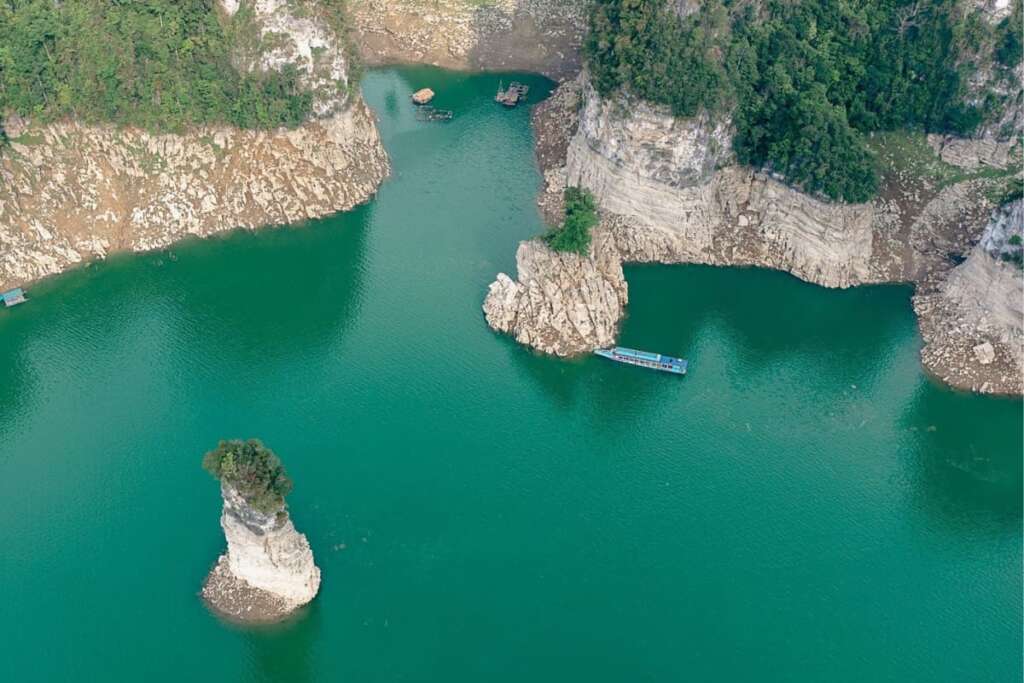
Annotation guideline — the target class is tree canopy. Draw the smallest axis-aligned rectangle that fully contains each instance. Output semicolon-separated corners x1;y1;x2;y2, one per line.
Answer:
586;0;1017;202
0;0;324;132
545;187;599;255
202;439;294;515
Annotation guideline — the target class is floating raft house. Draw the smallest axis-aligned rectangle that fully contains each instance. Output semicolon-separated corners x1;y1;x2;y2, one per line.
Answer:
495;81;529;107
2;288;27;307
415;105;453;122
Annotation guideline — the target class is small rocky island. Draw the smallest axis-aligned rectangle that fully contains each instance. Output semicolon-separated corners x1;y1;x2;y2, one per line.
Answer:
201;439;321;623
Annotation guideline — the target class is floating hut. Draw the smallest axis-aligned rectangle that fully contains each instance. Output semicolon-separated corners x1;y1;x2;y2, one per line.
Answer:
411;88;435;105
495;81;529;107
2;288;27;307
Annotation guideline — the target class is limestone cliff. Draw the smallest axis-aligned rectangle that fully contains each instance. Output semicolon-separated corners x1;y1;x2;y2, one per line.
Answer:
203;484;321;623
0;0;389;292
915;200;1024;394
348;0;589;79
484;231;626;355
486;72;1023;393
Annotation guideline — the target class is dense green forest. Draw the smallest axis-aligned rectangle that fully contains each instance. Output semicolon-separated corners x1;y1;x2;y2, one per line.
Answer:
0;0;331;132
587;0;1022;202
203;439;293;516
546;187;600;254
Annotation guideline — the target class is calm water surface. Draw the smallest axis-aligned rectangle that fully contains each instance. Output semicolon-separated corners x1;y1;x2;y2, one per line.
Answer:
0;67;1020;682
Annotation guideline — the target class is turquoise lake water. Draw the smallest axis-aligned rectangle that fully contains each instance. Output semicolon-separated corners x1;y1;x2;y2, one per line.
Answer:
0;67;1020;682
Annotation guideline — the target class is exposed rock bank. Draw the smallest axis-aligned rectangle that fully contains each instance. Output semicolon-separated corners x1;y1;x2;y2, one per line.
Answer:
486;73;1023;393
0;0;389;292
484;231;626;355
914;201;1024;394
348;0;589;79
202;484;321;623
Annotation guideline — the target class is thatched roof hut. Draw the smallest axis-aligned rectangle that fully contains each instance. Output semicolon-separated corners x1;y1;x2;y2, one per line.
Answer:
411;88;435;105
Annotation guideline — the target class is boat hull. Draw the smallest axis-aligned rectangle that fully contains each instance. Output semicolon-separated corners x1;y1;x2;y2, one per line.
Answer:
595;347;687;375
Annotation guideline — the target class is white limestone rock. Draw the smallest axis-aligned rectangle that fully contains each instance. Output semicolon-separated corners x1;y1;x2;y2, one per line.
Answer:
974;342;996;364
219;0;351;116
202;484;321;622
487;73;1021;394
483;233;626;356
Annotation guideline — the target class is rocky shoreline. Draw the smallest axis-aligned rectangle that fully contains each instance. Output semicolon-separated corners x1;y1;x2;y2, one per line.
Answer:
348;0;589;81
0;0;390;293
485;73;1023;395
1;0;1019;395
0;102;388;292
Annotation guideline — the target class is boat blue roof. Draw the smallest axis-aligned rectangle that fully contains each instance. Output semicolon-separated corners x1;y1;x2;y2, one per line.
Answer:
611;347;685;364
2;288;24;300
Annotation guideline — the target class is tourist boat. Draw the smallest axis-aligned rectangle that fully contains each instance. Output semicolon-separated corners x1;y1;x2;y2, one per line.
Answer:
594;347;687;375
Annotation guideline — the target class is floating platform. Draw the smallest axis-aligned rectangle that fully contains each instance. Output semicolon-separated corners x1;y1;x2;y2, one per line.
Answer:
595;347;687;375
495;81;529;107
2;288;27;307
415;105;454;122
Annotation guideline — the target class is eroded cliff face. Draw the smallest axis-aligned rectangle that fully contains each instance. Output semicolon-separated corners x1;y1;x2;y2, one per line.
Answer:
486;73;1023;393
0;0;389;292
915;201;1024;394
221;0;353;117
484;231;626;355
348;0;589;79
202;485;321;622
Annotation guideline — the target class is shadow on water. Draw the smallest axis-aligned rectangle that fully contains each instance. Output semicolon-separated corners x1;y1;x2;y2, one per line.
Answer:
0;324;36;447
504;262;919;420
900;381;1023;529
243;601;323;683
499;335;592;409
623;264;914;370
158;206;373;368
617;263;916;397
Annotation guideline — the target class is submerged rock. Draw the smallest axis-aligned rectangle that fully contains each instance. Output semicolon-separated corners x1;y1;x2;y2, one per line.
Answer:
201;440;320;623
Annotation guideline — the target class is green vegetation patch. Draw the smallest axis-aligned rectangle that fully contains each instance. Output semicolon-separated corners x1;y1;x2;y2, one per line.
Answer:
988;176;1024;206
586;0;1019;203
0;0;345;132
545;187;599;255
203;439;294;515
870;131;1017;189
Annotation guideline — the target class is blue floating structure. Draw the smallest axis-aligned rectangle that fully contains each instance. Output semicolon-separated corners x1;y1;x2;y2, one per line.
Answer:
595;346;688;375
2;288;27;307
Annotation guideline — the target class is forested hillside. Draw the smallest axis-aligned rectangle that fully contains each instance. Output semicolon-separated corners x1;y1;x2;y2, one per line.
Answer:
587;0;1023;202
0;0;336;133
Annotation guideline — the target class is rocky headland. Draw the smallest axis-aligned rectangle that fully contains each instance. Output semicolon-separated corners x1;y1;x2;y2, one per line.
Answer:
201;440;320;623
0;0;389;293
485;66;1023;394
